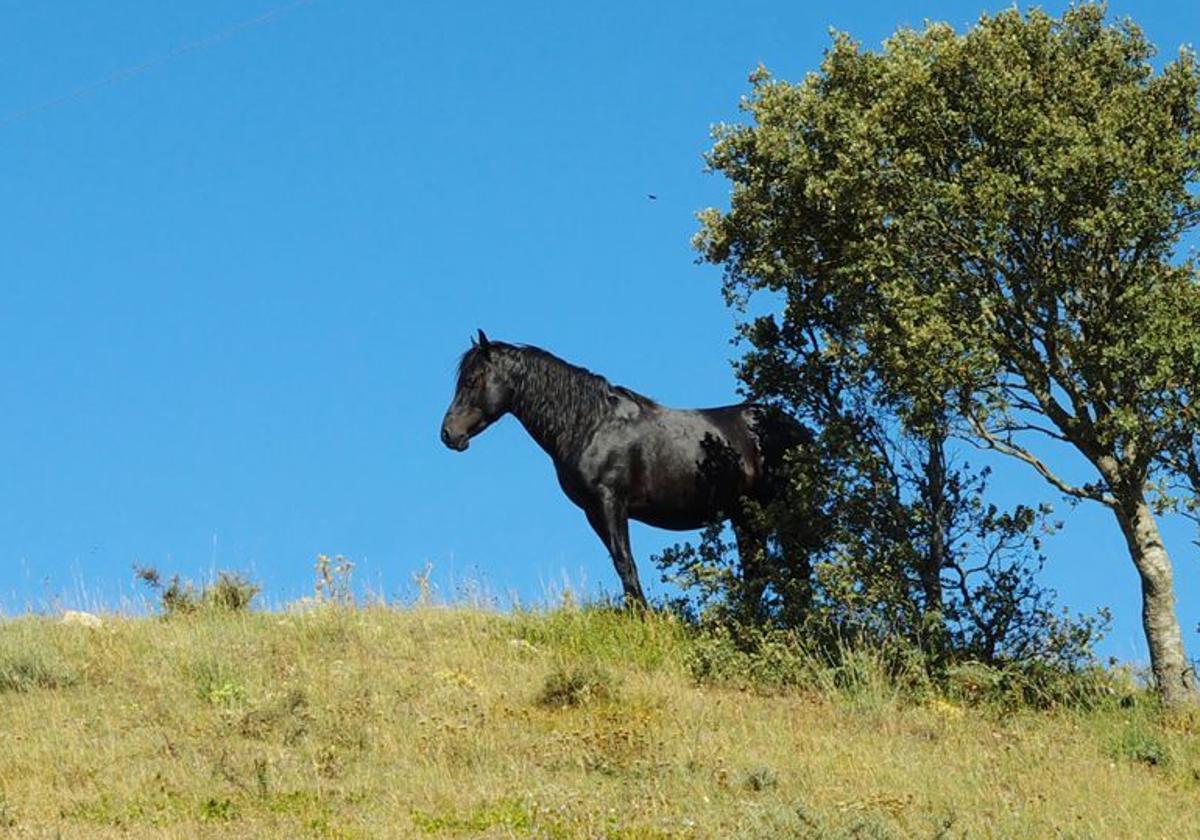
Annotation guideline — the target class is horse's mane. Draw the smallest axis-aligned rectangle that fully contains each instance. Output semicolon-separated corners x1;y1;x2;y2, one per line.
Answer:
456;340;657;456
457;341;657;408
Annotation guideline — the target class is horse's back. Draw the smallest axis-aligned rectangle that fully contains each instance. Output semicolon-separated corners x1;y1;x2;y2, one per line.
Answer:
563;392;807;530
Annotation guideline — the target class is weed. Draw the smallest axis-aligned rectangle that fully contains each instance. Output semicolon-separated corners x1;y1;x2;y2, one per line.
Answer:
190;658;248;708
206;572;260;612
742;765;779;792
756;801;900;840
410;798;533;834
0;796;16;829
239;686;309;741
943;659;1120;710
198;797;237;822
538;662;619;708
136;565;260;617
1;605;1197;838
0;641;77;693
685;626;809;693
253;757;270;799
315;554;355;604
314;745;343;780
60;792;188;828
511;604;688;671
1110;724;1172;768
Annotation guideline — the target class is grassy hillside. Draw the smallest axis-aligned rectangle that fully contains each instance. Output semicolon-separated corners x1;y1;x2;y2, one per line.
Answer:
0;603;1197;839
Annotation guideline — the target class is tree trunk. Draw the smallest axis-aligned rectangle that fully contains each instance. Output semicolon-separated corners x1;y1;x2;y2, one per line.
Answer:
1114;492;1198;706
921;429;948;612
920;429;949;660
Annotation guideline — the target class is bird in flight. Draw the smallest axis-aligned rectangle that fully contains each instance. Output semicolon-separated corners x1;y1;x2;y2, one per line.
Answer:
647;194;658;200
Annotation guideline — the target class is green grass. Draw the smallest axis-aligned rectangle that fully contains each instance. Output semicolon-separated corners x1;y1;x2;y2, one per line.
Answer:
0;604;1196;838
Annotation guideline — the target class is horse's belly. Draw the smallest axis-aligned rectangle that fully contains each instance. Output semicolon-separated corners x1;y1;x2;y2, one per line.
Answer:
627;449;748;529
628;504;720;531
579;409;760;529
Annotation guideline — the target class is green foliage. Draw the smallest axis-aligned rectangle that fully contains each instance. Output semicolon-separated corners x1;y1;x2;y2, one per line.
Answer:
942;659;1122;710
135;566;260;617
683;618;1124;712
1;605;1198;836
410;798;534;834
197;797;238;822
538;662;619;708
190;658;248;708
0;649;77;693
685;625;810;694
696;2;1200;703
510;603;689;671
206;572;260;612
699;6;1200;444
1109;723;1173;768
0;624;79;693
657;467;1109;680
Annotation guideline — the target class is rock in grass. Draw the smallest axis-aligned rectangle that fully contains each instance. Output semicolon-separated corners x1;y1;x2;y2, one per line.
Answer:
60;610;103;629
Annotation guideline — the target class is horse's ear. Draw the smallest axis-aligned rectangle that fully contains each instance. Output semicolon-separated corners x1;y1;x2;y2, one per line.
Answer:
476;329;491;351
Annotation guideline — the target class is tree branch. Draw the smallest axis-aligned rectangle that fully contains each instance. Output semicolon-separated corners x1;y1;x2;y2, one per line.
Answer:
962;410;1117;507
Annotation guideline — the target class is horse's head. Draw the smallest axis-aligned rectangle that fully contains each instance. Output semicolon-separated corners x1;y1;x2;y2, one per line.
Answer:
440;330;511;451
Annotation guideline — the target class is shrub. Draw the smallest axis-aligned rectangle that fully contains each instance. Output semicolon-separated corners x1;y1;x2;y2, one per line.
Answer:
741;766;779;792
135;566;259;617
537;663;618;708
205;572;260;613
942;660;1122;711
1110;724;1172;768
190;658;248;708
685;625;809;694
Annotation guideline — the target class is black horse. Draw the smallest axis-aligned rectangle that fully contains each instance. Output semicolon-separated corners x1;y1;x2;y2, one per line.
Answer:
439;331;809;606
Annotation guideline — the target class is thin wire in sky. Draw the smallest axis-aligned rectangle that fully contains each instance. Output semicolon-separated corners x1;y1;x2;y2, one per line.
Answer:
0;0;319;129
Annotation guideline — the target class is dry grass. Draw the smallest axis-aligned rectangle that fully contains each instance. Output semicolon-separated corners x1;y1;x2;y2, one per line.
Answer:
0;604;1197;838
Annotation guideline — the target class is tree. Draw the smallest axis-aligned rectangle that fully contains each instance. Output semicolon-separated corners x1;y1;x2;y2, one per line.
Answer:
697;5;1200;704
657;322;1107;674
1159;421;1200;548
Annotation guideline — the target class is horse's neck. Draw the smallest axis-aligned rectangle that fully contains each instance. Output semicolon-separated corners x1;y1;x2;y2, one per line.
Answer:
506;360;606;461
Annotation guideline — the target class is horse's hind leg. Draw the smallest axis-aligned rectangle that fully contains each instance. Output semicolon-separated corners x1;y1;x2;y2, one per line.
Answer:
732;516;768;618
585;492;647;607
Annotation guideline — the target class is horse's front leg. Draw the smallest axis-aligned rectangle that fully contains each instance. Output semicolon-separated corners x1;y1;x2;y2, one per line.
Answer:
585;489;647;607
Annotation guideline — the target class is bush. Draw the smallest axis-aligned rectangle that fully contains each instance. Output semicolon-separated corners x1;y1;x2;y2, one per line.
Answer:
942;659;1122;711
205;572;259;613
682;617;1121;714
686;625;809;694
1110;724;1172;768
537;663;618;708
135;566;259;617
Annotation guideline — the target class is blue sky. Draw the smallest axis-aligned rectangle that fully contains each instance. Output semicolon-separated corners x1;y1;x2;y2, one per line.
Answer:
0;1;1196;663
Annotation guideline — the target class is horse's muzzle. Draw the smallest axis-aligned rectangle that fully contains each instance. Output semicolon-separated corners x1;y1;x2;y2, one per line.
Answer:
441;427;470;451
